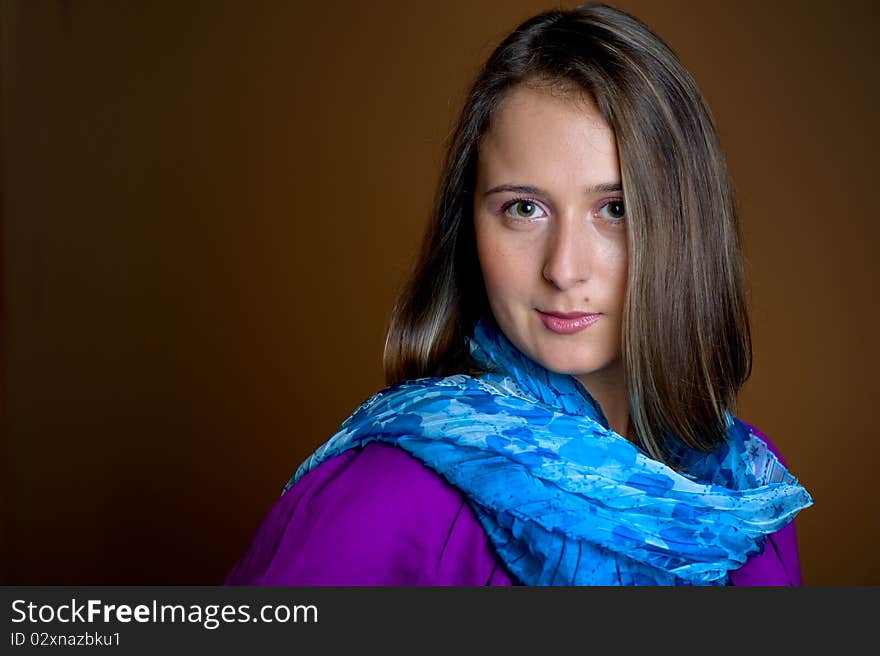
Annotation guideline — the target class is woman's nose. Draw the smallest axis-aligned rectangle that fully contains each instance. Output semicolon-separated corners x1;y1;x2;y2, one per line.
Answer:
542;218;590;290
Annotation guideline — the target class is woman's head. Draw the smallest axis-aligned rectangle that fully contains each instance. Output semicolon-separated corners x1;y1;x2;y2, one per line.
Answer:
384;3;751;465
473;84;628;415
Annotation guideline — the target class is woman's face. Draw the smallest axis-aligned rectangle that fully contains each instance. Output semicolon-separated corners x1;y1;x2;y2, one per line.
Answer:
473;84;628;388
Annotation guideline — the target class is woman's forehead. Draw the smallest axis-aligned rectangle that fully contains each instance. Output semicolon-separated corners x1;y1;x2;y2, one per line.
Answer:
477;85;619;187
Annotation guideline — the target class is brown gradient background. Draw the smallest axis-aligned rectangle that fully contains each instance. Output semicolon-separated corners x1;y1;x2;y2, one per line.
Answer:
2;0;877;585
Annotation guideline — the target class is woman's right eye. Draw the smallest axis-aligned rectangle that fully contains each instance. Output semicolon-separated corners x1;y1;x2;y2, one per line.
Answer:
503;199;547;221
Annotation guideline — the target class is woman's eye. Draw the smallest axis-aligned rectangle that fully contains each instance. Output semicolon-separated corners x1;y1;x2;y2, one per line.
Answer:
597;199;626;223
504;199;547;220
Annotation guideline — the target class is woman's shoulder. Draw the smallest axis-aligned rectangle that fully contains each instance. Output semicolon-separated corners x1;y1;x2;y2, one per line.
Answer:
291;442;471;530
728;419;804;586
738;419;786;467
224;442;513;586
335;440;463;496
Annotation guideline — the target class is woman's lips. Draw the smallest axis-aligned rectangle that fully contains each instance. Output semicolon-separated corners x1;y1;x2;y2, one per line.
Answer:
538;310;601;334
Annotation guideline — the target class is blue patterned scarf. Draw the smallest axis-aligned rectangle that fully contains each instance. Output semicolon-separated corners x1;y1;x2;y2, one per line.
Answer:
288;319;813;586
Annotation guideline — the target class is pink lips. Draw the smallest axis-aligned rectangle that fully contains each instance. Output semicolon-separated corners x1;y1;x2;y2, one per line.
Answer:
538;310;601;334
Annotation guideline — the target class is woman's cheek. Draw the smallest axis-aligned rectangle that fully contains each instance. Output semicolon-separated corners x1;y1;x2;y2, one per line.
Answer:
481;241;526;297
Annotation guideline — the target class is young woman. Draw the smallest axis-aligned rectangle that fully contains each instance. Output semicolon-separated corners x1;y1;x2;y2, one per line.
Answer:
225;3;813;586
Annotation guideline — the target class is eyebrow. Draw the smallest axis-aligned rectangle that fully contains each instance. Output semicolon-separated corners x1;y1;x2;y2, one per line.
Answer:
482;182;622;197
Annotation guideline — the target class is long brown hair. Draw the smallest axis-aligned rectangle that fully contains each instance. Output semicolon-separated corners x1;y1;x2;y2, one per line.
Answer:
383;3;751;467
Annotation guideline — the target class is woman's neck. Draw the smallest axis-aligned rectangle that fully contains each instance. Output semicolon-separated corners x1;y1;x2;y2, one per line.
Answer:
575;358;632;441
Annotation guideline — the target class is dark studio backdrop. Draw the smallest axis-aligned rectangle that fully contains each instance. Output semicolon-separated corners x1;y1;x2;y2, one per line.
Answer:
2;0;877;585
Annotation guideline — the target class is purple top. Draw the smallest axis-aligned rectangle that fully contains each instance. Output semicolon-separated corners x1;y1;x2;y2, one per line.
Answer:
225;425;802;586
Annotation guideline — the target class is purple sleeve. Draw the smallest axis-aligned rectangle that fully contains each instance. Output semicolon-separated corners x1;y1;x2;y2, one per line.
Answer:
224;442;514;586
728;424;804;586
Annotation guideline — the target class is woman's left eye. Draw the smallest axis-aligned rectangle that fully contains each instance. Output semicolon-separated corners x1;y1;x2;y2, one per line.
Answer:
596;199;626;224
